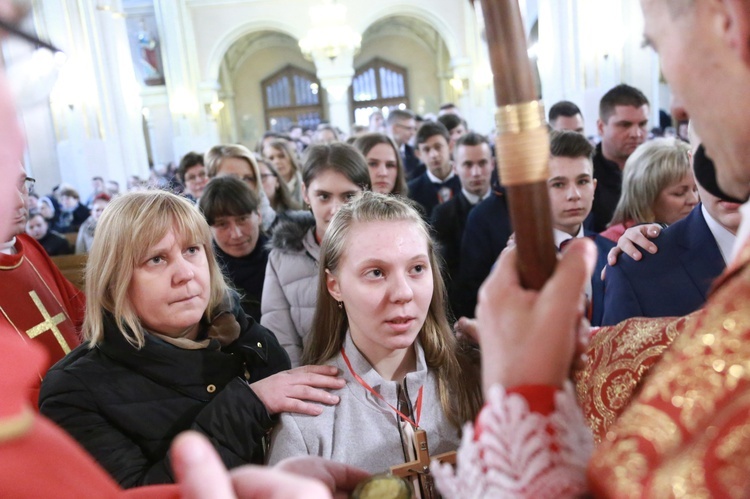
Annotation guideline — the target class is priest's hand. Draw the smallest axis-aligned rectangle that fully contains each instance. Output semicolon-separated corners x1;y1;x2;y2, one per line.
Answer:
172;431;337;499
250;365;345;416
454;317;479;344
275;456;370;499
475;239;597;392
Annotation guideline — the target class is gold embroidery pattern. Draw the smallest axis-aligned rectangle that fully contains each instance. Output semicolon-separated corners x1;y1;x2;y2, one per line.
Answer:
605;372;635;410
715;423;750;498
592;243;750;497
594;438;646;499
574;315;687;441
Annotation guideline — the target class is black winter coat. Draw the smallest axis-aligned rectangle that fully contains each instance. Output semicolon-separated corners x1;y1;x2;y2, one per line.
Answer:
39;309;290;488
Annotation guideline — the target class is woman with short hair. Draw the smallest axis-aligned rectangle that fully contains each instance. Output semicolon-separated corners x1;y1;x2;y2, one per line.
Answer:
200;176;269;321
601;138;698;242
39;190;343;488
205;144;276;231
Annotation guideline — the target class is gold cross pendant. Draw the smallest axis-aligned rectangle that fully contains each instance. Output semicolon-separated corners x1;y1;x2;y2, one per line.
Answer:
25;290;71;354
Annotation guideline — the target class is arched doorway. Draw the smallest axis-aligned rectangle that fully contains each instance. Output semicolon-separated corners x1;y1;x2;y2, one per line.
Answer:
217;30;318;149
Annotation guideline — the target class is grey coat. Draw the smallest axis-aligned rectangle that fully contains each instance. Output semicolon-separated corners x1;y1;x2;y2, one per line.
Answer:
260;212;319;366
266;334;462;474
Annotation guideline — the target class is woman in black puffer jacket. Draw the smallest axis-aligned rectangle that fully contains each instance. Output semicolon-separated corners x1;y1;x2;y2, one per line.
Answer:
39;190;343;489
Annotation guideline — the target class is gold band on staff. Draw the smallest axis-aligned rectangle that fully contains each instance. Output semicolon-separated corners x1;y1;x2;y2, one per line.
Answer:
495;101;550;186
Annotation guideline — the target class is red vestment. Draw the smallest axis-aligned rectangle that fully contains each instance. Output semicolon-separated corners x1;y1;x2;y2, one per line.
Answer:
588;237;750;496
0;332;177;498
433;240;750;497
0;234;85;404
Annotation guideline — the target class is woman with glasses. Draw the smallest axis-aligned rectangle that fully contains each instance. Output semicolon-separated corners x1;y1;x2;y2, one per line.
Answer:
177;151;207;203
205;144;276;231
258;158;301;214
262;139;304;206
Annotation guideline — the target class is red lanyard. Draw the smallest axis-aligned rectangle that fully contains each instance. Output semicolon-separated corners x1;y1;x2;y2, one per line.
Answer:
340;346;423;429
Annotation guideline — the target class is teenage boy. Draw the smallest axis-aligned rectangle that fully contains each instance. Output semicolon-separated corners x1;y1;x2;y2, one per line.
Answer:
407;121;461;220
546;130;614;326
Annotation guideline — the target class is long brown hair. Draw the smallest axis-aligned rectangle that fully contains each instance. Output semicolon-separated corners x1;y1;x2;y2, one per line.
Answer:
352;133;408;196
303;191;481;428
257;158;301;212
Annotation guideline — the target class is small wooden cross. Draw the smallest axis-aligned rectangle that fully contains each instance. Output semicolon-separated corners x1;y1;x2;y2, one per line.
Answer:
390;429;456;499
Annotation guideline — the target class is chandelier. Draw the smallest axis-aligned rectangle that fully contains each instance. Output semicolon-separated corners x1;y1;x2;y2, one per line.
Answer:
299;0;361;61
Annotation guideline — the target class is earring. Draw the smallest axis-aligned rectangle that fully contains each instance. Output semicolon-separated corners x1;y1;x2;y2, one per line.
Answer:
337;301;343;310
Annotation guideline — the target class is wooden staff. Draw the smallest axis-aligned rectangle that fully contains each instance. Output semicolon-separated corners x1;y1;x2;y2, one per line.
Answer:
478;0;556;289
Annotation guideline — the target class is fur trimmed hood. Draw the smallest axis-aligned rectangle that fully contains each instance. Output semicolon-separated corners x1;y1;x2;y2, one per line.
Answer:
269;210;316;253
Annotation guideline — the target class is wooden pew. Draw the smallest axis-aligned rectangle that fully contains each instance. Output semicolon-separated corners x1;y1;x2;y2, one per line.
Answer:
50;253;87;291
63;231;78;250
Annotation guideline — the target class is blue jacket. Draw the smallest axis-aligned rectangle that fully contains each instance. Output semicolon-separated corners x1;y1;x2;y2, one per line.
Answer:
453;191;513;319
601;205;726;325
407;173;461;221
587;232;615;327
402;143;425;181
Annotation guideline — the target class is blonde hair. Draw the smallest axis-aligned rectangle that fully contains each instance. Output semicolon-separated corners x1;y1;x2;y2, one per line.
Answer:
303;191;481;428
205;144;262;193
83;190;229;348
610;138;691;225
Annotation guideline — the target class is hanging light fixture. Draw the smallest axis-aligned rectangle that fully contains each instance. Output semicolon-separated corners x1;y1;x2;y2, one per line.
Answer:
299;0;361;61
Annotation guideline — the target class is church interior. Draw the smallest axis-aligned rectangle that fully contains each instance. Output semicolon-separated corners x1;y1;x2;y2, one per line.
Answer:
8;0;667;196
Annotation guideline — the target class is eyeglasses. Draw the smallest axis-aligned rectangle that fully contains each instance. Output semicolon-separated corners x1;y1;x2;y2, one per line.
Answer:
0;12;67;107
241;175;256;186
24;176;35;193
394;123;417;132
260;173;276;180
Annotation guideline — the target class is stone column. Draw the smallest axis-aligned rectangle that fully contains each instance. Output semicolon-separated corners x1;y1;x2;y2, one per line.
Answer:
312;50;355;131
30;0;150;192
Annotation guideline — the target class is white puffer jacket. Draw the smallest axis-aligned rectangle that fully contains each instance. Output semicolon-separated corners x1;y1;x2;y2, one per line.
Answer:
260;212;319;367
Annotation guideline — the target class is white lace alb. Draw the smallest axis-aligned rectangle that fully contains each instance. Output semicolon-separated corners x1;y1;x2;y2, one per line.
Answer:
432;382;592;498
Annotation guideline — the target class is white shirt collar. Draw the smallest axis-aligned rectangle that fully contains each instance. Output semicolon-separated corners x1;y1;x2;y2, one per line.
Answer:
0;237;17;255
701;204;736;265
461;188;491;205
553;225;584;250
425;168;455;185
552;225;590;299
731;199;750;263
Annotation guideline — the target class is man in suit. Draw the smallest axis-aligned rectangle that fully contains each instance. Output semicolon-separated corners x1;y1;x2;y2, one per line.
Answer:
452;188;512;320
602;148;741;325
386;109;423;180
407;121;461;220
546;131;614;326
431;132;493;314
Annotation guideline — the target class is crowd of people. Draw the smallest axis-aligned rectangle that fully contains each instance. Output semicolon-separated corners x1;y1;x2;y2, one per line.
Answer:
4;0;750;496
